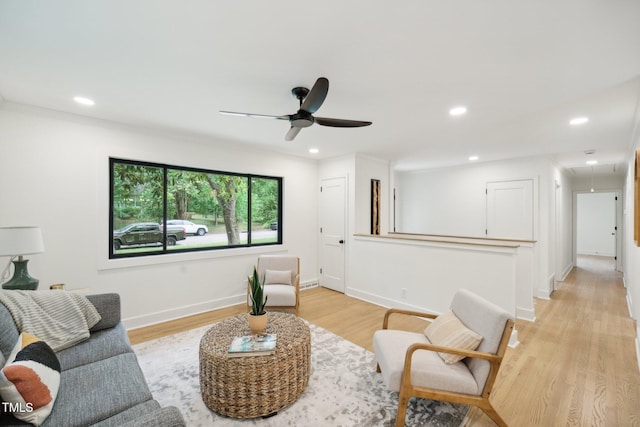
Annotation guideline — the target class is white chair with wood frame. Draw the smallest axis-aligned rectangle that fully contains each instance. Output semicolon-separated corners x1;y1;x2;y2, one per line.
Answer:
247;255;300;315
373;289;514;427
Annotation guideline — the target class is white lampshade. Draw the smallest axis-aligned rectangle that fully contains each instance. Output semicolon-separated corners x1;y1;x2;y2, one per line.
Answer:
0;226;45;256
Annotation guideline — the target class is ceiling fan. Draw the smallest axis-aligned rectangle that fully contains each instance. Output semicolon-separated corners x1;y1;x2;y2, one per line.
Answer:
220;77;372;141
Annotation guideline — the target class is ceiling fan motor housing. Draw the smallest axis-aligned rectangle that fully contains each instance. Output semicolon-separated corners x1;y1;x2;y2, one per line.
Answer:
291;110;314;128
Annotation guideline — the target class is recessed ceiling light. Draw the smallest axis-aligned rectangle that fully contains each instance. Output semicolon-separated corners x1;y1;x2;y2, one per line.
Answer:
449;106;467;116
468;155;479;161
570;117;589;125
73;96;95;106
309;148;319;154
586;160;598;165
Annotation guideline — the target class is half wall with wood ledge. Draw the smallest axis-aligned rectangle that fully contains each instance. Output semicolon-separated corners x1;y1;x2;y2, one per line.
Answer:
349;233;538;347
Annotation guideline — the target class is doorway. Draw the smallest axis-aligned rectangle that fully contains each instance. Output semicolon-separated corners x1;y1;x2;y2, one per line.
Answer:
319;177;346;293
574;191;621;271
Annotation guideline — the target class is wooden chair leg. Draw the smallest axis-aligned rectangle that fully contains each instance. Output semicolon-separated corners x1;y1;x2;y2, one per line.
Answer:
395;392;410;427
481;401;508;427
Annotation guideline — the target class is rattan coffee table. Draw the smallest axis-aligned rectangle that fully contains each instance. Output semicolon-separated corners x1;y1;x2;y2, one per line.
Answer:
199;312;311;418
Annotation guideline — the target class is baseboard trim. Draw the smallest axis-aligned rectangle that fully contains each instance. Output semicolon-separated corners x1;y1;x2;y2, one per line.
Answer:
126;281;319;330
516;306;536;322
535;288;552;300
560;263;574;282
509;329;520;348
124;294;245;330
346;287;438;315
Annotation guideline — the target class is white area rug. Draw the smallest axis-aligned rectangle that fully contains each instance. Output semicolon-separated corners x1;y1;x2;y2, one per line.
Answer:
133;321;468;426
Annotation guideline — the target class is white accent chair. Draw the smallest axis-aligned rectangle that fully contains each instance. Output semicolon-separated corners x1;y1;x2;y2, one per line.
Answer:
373;289;514;427
247;255;300;315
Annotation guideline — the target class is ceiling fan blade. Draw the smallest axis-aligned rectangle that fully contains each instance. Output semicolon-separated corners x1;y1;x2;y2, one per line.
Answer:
315;117;372;128
300;77;329;113
285;126;302;141
219;111;289;120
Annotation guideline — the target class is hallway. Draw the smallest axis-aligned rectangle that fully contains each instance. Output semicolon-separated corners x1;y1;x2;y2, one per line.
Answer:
465;254;640;426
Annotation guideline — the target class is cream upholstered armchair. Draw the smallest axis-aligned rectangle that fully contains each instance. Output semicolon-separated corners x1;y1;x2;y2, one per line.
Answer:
373;289;514;427
247;255;300;315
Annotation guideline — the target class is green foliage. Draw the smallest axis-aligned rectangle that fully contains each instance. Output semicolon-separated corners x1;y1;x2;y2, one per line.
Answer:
112;160;280;247
248;266;268;315
112;163;163;221
251;178;279;225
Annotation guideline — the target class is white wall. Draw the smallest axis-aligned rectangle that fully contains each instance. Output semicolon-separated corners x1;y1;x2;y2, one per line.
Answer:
624;144;640;369
573;175;624;192
0;103;319;328
553;166;574;283
319;155;522;330
395;156;556;298
395;166;486;237
349;236;519;317
355;155;390;235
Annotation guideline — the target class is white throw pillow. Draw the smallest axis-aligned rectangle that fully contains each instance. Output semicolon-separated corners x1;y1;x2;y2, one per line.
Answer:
424;311;483;364
264;269;292;286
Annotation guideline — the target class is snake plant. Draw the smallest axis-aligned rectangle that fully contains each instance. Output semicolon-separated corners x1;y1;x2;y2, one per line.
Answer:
249;266;268;316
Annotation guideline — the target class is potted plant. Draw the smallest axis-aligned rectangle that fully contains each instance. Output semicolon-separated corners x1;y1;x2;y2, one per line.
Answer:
248;266;268;334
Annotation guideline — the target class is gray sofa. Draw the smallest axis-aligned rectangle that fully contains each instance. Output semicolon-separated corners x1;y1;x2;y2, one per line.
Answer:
0;293;185;427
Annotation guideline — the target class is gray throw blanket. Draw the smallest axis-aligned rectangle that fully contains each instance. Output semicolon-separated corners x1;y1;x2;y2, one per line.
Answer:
0;290;102;352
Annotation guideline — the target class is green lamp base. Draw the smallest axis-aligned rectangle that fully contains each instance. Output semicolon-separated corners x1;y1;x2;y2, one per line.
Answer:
2;259;39;290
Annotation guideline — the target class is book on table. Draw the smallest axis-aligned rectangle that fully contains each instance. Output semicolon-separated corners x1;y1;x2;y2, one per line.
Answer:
228;334;277;357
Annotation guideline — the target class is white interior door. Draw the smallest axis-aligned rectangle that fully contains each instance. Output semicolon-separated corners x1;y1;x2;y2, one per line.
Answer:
319;177;346;293
576;192;617;257
486;179;534;240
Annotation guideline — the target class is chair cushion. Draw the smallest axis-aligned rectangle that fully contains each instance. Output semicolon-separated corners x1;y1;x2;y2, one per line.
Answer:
257;256;298;286
424;311;483;364
264;285;296;306
373;329;479;395
264;269;292;286
450;289;513;393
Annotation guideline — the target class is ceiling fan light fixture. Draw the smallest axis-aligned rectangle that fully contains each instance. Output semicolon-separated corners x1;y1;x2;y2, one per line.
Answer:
449;106;467;116
309;148;319;154
570;117;589;125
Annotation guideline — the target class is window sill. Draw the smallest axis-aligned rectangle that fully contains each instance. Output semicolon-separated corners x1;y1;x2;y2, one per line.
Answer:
97;244;288;271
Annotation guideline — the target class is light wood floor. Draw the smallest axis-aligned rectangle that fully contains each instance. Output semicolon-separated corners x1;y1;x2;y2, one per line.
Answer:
128;255;640;426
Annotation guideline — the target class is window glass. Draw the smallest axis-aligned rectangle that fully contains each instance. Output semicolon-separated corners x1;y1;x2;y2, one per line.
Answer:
110;159;281;259
250;177;281;244
111;162;164;256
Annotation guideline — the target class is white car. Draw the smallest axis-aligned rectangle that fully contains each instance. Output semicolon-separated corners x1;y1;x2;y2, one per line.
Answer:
166;220;208;236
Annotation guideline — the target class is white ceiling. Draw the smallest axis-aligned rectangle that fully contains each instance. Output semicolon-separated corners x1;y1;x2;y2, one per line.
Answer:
1;1;639;176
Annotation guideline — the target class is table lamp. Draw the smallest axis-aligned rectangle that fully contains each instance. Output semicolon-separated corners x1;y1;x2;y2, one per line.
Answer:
0;226;45;290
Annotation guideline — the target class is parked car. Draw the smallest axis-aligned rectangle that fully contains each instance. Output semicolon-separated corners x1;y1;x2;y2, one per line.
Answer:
270;222;278;230
166;220;208;236
113;222;186;250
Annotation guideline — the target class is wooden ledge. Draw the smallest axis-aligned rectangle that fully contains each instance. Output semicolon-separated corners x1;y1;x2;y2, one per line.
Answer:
353;233;522;249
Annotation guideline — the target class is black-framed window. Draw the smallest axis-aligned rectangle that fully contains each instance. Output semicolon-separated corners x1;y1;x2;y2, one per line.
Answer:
110;158;282;258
